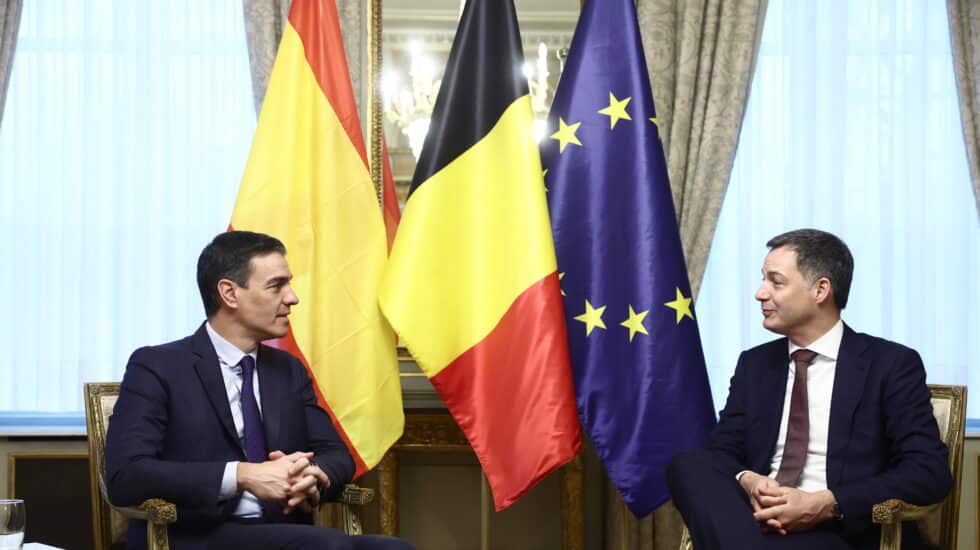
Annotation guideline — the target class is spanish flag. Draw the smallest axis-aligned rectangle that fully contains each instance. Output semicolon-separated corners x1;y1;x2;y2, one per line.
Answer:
378;0;581;510
231;0;402;476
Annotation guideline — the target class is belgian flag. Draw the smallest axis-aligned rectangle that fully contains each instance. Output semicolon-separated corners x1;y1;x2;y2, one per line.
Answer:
378;0;581;510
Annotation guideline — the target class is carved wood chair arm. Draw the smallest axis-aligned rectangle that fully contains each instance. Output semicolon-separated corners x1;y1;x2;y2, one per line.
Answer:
338;484;375;506
112;498;177;526
871;499;941;524
139;498;178;524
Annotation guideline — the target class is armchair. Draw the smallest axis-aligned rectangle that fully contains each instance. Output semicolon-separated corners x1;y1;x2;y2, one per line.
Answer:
873;384;966;550
84;382;375;550
85;382;173;550
678;384;967;550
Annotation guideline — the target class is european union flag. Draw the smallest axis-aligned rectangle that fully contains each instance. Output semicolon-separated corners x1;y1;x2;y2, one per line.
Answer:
542;0;716;517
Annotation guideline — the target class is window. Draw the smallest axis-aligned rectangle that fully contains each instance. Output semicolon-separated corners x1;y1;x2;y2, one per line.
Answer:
0;1;255;431
697;0;980;427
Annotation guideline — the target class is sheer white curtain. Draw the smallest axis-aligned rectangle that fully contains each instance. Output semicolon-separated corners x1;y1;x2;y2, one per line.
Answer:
697;0;980;421
0;1;254;423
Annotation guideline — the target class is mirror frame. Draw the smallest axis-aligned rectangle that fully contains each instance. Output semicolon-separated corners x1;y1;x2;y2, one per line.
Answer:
366;0;384;206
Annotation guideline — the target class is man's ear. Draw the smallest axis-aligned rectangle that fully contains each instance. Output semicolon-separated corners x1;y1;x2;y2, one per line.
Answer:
812;277;833;306
217;279;239;311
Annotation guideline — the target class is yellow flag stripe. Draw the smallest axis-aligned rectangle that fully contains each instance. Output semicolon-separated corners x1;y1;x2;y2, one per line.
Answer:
233;22;402;469
379;96;557;376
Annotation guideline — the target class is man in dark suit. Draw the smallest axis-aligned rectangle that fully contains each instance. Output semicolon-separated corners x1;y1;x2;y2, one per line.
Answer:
668;229;951;549
105;231;412;550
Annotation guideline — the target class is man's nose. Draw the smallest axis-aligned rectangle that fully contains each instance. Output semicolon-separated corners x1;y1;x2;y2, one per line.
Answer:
754;285;768;302
284;286;299;306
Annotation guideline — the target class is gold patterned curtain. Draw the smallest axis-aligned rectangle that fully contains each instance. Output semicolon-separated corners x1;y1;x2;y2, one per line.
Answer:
946;0;980;217
602;1;769;549
242;0;292;114
0;0;23;127
638;0;768;298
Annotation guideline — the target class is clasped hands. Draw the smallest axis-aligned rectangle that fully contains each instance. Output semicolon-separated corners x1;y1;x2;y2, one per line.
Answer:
237;450;330;515
738;472;837;535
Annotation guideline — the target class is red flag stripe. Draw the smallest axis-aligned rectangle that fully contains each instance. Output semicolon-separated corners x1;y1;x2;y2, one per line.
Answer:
381;139;401;251
288;1;369;167
429;272;582;509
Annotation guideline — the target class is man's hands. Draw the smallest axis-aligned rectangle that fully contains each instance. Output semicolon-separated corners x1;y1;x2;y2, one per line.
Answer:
272;450;330;514
236;450;332;515
739;471;784;513
738;472;837;535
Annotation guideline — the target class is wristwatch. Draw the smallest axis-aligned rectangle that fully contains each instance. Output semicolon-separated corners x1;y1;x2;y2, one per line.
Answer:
832;501;844;521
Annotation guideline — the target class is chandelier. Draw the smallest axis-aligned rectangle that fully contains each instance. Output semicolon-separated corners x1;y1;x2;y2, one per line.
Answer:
383;41;559;159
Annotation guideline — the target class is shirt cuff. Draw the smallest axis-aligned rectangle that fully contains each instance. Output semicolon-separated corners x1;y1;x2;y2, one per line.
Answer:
220;461;240;501
735;470;751;482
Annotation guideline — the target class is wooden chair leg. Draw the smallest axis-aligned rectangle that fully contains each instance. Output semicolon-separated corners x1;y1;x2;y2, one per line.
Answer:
878;522;901;550
146;521;170;550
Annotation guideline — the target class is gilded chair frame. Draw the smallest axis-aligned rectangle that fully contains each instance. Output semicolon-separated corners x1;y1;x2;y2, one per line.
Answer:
873;384;966;550
85;382;174;550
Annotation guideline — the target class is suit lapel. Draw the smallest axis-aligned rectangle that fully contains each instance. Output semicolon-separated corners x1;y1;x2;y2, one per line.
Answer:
826;323;870;487
257;346;283;453
190;324;241;449
758;340;791;471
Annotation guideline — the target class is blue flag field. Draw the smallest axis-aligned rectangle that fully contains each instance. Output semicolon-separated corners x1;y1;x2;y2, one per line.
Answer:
542;0;717;517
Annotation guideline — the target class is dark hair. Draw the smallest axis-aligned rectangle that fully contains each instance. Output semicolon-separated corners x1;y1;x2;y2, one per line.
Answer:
766;228;854;310
197;231;286;317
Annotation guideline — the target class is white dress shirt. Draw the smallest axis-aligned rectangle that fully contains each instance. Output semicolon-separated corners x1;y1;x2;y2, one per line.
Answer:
205;322;264;518
767;319;843;491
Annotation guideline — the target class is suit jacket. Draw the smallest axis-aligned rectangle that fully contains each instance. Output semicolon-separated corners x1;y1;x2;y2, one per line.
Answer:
104;323;355;539
707;324;952;535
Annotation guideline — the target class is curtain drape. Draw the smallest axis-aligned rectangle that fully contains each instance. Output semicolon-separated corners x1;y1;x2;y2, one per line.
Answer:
947;0;980;216
0;1;255;416
0;0;23;126
638;0;768;299
699;0;979;425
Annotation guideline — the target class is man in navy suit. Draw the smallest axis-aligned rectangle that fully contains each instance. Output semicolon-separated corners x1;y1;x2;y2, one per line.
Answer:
105;231;413;550
668;229;951;549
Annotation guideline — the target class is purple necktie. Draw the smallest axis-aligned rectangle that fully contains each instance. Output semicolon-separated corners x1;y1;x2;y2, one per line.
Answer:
239;355;268;463
775;349;818;487
240;356;286;521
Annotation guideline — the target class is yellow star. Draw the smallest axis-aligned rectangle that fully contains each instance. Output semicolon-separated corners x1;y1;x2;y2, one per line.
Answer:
558;272;566;296
550;117;582;153
664;287;694;324
574;299;606;336
619;305;649;342
650;117;662;139
598;93;632;129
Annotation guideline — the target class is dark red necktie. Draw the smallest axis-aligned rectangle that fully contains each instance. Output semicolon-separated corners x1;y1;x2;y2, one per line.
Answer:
775;349;818;487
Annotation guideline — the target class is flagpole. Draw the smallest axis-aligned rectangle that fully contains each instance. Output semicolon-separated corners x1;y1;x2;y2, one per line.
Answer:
619;499;629;550
480;472;491;550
